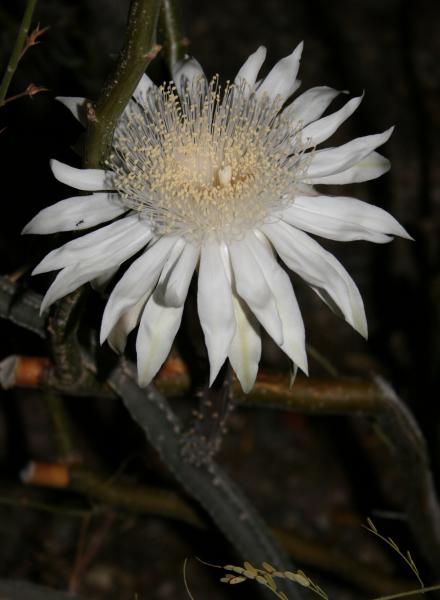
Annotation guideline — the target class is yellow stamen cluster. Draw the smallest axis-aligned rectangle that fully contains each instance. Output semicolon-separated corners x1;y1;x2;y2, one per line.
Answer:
109;76;308;242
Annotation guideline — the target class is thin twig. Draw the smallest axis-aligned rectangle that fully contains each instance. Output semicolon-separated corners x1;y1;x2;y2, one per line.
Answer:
0;0;38;105
372;584;440;600
1;278;439;577
69;512;115;593
44;392;77;461
1;83;48;105
18;23;49;60
70;467;204;529
108;360;300;600
22;463;412;595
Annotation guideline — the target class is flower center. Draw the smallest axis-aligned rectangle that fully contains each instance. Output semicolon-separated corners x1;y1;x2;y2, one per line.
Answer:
109;78;307;242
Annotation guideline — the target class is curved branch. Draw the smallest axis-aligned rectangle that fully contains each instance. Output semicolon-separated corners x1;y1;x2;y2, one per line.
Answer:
84;0;162;168
0;0;38;105
159;0;187;71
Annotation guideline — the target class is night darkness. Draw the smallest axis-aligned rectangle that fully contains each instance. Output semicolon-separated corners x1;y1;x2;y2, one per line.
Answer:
0;1;439;599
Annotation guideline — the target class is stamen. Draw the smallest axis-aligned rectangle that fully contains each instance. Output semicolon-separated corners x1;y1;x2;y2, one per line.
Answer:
108;77;308;243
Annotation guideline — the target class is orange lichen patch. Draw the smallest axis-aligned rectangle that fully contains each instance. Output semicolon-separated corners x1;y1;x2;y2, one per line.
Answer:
21;461;70;488
0;355;50;390
155;353;190;396
15;356;50;388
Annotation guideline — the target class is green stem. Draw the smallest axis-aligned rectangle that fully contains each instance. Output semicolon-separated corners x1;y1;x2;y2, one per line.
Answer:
44;392;75;460
0;0;38;106
84;0;162;168
71;467;203;528
372;584;440;600
159;0;187;71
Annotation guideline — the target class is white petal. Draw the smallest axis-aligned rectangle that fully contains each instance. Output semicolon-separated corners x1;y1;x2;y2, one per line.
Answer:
228;293;261;393
281;195;411;243
263;221;367;338
107;291;150;353
91;265;119;292
33;215;150;274
300;94;363;148
304;128;394;179
247;232;308;373
307;151;390;184
197;242;235;385
22;193;126;235
132;73;155;102
228;239;283;346
40;261;105;313
100;236;178;344
39;226;152;313
51;159;111;192
172;56;206;96
56;96;87;125
257;42;303;103
234;46;267;89
136;298;184;386
155;242;199;308
283;86;341;127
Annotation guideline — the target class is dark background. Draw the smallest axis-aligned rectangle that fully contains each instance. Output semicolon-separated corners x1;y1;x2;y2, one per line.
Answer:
0;0;439;598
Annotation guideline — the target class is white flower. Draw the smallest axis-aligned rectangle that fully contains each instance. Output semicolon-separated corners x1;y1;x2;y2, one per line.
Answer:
23;44;411;392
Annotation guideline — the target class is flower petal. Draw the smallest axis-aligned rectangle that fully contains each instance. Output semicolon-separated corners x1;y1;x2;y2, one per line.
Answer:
228;293;261;393
155;242;199;308
56;96;87;125
91;265;119;292
100;236;177;344
197;242;235;385
132;73;155;102
281;195;412;243
263;221;367;338
40;263;103;313
307;151;390;184
304;128;394;179
229;238;283;346
51;159;111;192
107;291;150;353
33;215;150;274
248;232;308;373
136;298;184;386
300;94;363;148
38;224;152;313
234;46;267;89
283;86;341;127
172;56;206;96
22;193;126;235
257;42;303;103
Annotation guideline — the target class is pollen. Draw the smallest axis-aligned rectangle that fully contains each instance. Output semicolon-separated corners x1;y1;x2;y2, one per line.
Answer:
109;76;308;243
